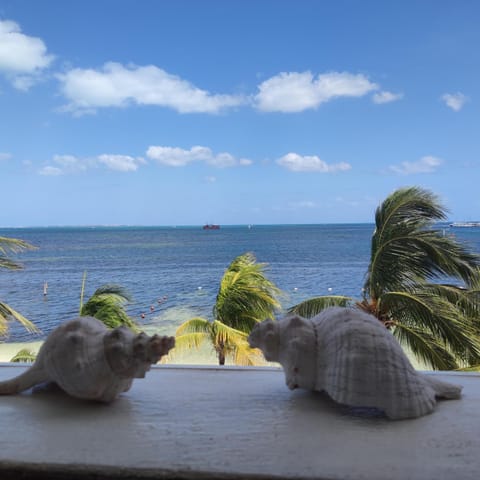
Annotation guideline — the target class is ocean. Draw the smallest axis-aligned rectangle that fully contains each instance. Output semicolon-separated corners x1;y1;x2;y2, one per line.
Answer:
1;224;479;343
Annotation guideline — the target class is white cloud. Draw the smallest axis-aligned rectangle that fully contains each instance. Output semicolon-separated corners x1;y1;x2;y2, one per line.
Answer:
389;155;443;175
254;71;378;112
146;145;252;168
38;165;63;176
289;200;317;209
0;20;54;89
97;154;146;172
58;62;245;114
38;153;144;175
277;152;352;173
372;90;403;104
204;176;217;183
0;152;12;161
441;92;468;111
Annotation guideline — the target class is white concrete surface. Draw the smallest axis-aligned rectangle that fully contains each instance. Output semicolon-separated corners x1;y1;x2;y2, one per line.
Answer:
0;364;479;479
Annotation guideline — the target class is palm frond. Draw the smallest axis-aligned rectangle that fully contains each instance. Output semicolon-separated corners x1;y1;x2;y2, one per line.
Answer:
365;187;480;299
174;318;213;355
176;317;212;336
10;348;37;363
0;302;40;338
212;320;249;346
80;284;138;331
288;296;353;318
381;290;480;367
232;340;266;366
392;322;459;370
89;284;133;303
214;252;282;332
0;236;37;270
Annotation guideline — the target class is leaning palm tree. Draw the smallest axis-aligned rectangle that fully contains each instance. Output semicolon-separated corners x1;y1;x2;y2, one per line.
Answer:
290;186;480;370
175;252;282;365
0;236;39;338
80;282;140;332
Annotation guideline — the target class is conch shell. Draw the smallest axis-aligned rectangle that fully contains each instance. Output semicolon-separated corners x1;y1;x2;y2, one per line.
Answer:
248;307;462;420
0;316;175;402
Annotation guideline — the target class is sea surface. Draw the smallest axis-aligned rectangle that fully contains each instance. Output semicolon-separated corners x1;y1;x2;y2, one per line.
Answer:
1;224;479;342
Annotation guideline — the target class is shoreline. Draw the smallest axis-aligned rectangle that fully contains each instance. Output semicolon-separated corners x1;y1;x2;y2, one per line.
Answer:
0;341;44;362
0;340;430;370
0;340;220;365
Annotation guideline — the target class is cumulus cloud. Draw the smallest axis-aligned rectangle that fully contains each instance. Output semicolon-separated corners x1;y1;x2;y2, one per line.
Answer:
289;200;317;209
389;155;443;175
441;92;468;112
57;62;245;114
38;153;145;175
372;90;403;104
146;145;252;168
277;153;351;173
97;154;146;172
0;152;12;161
254;71;378;112
0;19;54;89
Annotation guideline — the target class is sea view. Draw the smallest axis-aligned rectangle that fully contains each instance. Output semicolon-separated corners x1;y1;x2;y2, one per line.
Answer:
2;223;480;345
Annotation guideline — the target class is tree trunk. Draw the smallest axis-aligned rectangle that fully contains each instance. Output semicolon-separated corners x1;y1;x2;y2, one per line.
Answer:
218;350;226;365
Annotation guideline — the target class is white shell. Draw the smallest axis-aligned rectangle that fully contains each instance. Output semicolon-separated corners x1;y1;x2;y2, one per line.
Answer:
248;307;462;420
0;316;175;402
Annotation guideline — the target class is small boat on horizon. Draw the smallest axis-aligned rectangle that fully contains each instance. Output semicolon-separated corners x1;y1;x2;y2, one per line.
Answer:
202;224;220;230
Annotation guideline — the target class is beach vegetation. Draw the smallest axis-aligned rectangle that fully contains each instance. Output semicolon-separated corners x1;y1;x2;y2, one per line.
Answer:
290;186;480;370
80;282;140;332
175;252;282;365
10;348;37;363
0;236;39;338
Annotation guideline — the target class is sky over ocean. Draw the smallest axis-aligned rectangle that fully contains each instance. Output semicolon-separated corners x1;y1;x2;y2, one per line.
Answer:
1;0;479;227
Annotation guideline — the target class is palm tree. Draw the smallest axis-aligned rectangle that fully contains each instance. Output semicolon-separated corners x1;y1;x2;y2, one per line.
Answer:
175;252;282;365
290;186;480;370
0;236;39;338
80;282;140;332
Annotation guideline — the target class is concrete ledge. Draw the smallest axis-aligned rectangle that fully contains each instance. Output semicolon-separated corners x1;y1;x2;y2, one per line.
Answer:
0;365;479;480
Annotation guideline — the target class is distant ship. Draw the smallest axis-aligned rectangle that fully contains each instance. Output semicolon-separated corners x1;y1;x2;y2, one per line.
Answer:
202;224;220;230
449;222;480;228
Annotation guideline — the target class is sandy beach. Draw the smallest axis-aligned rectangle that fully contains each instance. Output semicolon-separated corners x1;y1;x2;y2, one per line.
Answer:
0;340;221;365
0;341;44;363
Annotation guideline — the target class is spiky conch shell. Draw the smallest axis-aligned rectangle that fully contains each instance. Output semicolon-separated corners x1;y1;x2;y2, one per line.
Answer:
0;316;175;402
248;307;462;420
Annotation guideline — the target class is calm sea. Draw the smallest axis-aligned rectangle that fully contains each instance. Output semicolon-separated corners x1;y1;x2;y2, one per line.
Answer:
1;224;479;342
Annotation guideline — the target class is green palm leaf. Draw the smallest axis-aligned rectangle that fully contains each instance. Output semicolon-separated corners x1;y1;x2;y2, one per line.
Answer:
381;289;480;368
0;302;40;338
214;252;282;332
366;187;480;300
392;322;458;370
10;348;37;363
0;236;37;270
1;236;39;336
80;283;139;331
288;296;353;318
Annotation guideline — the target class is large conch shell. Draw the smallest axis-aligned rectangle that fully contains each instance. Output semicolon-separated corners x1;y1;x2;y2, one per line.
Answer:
248;307;462;420
0;316;175;402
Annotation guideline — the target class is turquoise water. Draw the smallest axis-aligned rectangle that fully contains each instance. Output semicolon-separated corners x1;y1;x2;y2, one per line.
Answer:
1;224;479;342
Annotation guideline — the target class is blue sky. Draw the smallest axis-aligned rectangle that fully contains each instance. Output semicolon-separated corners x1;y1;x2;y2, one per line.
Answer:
1;0;479;227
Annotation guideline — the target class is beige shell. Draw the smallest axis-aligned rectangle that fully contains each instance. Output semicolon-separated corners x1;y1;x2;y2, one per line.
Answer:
0;316;175;402
248;307;462;420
